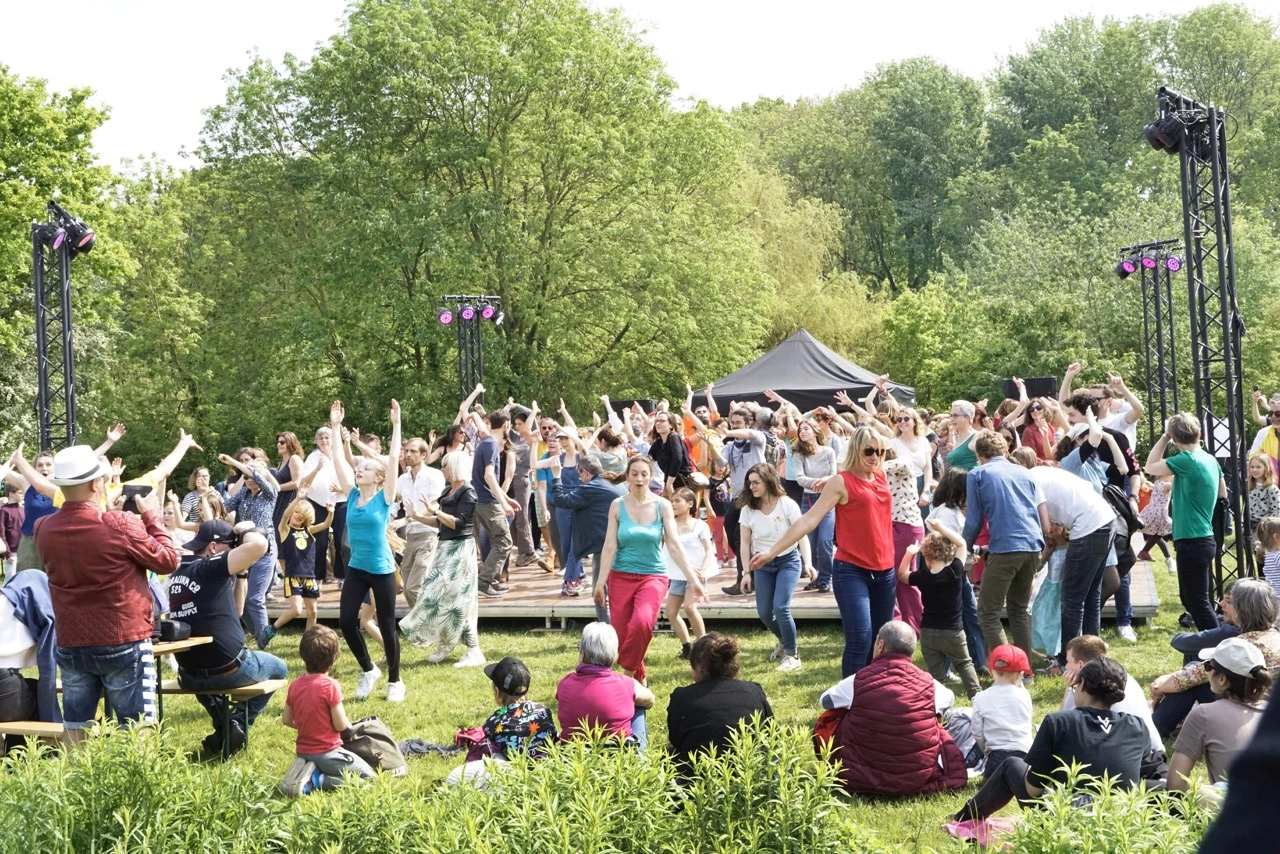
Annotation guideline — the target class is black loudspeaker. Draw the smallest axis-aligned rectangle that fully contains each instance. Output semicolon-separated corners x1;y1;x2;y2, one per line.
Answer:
1002;377;1059;401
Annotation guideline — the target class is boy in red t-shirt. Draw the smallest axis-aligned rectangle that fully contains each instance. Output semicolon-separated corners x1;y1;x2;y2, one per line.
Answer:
280;625;376;795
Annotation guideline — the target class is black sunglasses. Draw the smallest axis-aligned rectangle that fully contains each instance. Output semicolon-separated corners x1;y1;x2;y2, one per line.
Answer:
1031;404;1044;411
863;447;887;458
1269;411;1280;418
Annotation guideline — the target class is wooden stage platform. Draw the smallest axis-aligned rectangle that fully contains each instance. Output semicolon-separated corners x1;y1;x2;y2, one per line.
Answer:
267;558;1161;629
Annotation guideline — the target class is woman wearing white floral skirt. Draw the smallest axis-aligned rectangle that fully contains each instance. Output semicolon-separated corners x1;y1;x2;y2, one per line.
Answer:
400;451;485;667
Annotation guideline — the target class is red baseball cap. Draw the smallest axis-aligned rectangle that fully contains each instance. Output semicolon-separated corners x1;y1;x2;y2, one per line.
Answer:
988;644;1032;676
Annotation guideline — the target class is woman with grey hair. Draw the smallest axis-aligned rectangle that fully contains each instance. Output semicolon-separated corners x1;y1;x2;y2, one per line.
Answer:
1151;578;1280;737
945;401;979;472
555;622;656;746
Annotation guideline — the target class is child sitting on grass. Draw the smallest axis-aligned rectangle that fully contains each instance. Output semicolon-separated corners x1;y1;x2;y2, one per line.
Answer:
969;644;1034;780
897;518;980;699
281;625;376;796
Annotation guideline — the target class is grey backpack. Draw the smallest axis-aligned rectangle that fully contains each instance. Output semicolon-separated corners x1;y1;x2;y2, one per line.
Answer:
346;716;408;777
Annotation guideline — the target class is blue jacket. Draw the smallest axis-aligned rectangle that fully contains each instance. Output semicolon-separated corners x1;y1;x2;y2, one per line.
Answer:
549;476;626;560
2;571;60;722
963;457;1046;554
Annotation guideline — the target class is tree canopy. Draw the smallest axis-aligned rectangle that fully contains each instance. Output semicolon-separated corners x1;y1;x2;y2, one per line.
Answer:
2;1;1279;470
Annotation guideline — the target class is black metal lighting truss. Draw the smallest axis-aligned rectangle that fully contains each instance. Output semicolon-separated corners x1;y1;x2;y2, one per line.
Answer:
1154;86;1252;590
440;294;501;403
1120;239;1181;442
32;212;77;449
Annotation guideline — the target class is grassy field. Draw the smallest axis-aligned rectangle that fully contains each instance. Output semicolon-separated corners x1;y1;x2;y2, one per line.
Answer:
154;554;1193;852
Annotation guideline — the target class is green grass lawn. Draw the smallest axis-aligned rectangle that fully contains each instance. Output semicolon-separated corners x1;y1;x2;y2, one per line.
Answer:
155;555;1193;852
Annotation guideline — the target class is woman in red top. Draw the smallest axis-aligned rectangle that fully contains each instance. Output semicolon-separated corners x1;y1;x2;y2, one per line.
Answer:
1020;399;1056;463
752;427;894;676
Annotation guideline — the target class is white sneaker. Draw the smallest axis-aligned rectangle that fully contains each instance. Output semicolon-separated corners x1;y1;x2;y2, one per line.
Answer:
776;655;802;673
1168;557;1177;575
769;641;784;662
454;647;486;668
355;665;381;700
386;680;406;702
427;646;453;664
1117;625;1138;643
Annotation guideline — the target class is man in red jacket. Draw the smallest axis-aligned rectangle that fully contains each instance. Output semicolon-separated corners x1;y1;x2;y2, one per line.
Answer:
34;445;180;739
820;620;968;797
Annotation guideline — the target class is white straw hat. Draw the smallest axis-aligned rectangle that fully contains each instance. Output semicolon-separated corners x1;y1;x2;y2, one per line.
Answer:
48;445;111;487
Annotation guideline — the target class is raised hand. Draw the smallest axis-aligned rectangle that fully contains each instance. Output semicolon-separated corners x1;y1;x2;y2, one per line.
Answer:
390;398;401;425
107;423;127;443
1254;389;1265;404
329;400;345;426
428;429;437;447
110;458;125;478
834;390;855;409
298;466;321;491
1065;362;1084;378
905;542;920;556
179;428;203;452
218;453;237;467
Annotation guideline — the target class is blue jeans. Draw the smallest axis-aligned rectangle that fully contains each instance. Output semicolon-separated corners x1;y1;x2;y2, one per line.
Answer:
553;471;583;585
1112;529;1136;629
58;640;157;729
244;545;278;642
753;550;801;656
801;493;835;587
178;649;288;732
630;707;648;749
831;559;896;677
951;574;987;674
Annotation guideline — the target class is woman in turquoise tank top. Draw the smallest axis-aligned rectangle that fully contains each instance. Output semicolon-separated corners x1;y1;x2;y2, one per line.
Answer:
595;455;705;681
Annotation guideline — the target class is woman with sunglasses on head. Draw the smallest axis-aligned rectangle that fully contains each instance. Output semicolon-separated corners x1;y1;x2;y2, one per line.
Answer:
751;427;894;677
271;431;306;531
1020;399;1057;463
1248;390;1280;478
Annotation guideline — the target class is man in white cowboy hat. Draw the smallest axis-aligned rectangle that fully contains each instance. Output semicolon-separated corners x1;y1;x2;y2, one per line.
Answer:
34;445;180;738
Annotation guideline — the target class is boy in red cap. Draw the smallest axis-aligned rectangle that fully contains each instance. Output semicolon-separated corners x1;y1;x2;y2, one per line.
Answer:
969;644;1034;780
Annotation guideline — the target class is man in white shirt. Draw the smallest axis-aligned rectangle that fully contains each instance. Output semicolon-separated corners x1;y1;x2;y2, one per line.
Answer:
1061;363;1143;450
1024;463;1118;664
396;437;446;608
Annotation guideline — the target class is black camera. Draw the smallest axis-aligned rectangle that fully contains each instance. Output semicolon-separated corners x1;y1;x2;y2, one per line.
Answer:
120;484;153;514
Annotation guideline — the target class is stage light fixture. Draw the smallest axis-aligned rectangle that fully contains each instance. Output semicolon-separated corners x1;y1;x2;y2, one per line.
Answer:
437;308;454;325
1141;252;1159;269
1115;258;1136;279
479;301;495;320
1144;115;1183;154
460;304;476;321
1165;255;1183;273
493;310;504;326
34;223;66;249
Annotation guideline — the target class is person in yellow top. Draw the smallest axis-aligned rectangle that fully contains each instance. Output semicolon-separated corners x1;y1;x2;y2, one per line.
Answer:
12;427;203;510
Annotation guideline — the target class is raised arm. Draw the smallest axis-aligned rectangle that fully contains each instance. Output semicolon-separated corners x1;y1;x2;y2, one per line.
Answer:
1060;361;1082;405
93;422;127;457
8;446;53;498
1251;389;1267;427
329;401;355;494
384;400;401;505
1107;373;1143;425
152;429;204;482
896;542;920;584
455;384;485;426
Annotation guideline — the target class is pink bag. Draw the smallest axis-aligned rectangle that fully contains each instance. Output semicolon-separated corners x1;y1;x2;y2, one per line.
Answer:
455;726;498;763
941;817;1020;849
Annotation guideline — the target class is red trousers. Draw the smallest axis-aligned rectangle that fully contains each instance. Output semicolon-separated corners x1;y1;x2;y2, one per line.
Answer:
711;515;733;562
609;570;669;681
892;521;925;634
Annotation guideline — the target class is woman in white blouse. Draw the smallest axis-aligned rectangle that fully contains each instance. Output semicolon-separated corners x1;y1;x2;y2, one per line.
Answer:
303;425;350;584
739;464;811;673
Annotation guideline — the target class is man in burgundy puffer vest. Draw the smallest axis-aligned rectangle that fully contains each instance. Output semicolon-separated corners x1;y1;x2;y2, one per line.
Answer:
830;621;968;796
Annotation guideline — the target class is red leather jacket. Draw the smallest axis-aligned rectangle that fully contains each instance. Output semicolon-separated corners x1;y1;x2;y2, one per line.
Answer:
832;652;967;796
35;502;179;647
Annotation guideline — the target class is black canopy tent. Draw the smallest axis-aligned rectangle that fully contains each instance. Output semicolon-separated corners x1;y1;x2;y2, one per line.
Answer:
690;329;914;415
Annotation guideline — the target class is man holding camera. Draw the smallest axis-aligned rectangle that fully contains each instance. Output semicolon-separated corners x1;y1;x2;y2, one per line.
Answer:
167;519;288;755
34;445;181;739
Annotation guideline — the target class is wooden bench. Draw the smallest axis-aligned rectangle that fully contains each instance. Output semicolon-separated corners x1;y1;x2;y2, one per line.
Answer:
161;679;287;759
0;720;66;748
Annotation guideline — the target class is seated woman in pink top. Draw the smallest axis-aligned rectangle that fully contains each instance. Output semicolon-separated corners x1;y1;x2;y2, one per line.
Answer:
556;622;656;747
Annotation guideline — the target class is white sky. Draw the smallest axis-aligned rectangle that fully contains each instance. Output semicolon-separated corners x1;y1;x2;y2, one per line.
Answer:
1;0;1274;170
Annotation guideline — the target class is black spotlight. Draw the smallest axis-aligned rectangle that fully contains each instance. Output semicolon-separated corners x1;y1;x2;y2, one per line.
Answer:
1115;257;1137;279
492;310;504;326
48;201;95;256
1144;115;1183;154
33;223;66;250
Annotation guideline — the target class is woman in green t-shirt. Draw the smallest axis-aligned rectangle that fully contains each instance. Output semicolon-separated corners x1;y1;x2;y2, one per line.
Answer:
1145;413;1226;631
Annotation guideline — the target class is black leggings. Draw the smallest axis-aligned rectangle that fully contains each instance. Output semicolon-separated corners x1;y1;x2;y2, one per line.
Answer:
1140;534;1170;560
339;567;399;682
956;756;1035;821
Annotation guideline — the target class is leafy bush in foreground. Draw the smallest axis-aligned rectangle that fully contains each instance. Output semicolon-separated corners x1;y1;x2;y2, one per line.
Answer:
0;721;889;854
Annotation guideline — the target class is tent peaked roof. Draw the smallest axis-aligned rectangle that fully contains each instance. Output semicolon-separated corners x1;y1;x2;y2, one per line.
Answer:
695;329;913;412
